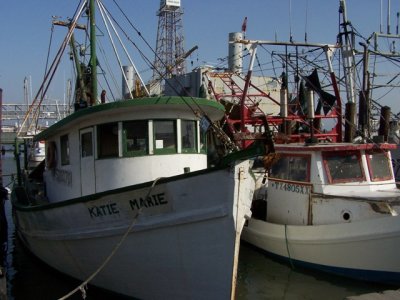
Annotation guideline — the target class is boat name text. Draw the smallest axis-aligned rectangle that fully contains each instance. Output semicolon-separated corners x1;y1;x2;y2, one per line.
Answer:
88;203;119;218
87;192;168;219
271;181;310;194
129;192;167;211
53;169;72;186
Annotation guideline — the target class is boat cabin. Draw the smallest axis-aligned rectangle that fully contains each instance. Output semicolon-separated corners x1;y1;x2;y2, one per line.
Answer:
32;97;225;202
252;142;399;226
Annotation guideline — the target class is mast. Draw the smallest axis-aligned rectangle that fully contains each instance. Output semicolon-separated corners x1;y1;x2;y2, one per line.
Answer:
339;0;356;104
89;0;97;105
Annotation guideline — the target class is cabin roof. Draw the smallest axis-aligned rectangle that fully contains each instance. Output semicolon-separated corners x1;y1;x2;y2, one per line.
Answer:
35;96;224;141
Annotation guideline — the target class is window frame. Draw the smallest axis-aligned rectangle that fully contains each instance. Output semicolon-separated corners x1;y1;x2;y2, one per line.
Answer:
80;130;94;158
153;119;177;155
97;122;119;159
322;150;365;184
180;119;198;154
269;153;311;182
122;120;148;157
366;150;393;182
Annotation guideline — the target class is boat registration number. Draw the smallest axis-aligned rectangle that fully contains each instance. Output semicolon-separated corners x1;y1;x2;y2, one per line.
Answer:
270;181;310;195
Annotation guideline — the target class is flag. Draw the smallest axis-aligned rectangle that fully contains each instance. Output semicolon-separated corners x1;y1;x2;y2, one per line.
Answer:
242;17;247;33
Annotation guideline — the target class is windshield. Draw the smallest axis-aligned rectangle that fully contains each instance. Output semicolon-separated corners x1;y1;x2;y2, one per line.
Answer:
323;151;364;183
367;151;393;181
269;154;310;182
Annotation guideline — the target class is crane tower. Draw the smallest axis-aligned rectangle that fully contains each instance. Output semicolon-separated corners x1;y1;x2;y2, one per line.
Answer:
151;0;186;94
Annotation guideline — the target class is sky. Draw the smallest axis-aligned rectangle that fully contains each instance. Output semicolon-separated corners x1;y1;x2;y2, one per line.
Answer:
0;0;395;107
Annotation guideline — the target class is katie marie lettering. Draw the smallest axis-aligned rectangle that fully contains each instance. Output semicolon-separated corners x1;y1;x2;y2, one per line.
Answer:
129;193;167;211
88;192;167;218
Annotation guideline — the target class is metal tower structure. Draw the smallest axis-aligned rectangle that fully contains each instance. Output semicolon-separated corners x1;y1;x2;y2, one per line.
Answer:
151;0;185;94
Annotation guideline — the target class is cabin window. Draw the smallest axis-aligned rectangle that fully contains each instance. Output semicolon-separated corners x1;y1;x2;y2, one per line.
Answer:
153;120;177;154
181;120;197;153
81;131;93;157
60;134;70;165
269;154;310;182
366;150;393;181
323;151;364;183
123;120;148;156
97;122;119;158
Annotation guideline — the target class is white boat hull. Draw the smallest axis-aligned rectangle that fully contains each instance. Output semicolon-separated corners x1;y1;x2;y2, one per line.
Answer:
13;160;254;299
242;215;400;284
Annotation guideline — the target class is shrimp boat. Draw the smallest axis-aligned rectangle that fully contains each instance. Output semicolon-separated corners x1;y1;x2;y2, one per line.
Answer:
200;0;400;284
243;140;400;285
10;1;271;299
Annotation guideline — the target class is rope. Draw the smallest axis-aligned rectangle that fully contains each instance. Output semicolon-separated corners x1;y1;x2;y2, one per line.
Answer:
58;177;163;300
284;224;295;270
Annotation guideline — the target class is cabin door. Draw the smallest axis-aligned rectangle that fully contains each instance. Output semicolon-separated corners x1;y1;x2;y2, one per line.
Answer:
80;128;96;196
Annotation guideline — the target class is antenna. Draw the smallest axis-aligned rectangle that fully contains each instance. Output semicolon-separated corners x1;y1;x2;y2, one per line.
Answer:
289;0;293;42
305;0;308;42
387;0;391;34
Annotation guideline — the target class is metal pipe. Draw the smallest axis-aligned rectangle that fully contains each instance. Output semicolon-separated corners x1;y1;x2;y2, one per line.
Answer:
379;106;391;141
89;0;98;105
344;102;356;142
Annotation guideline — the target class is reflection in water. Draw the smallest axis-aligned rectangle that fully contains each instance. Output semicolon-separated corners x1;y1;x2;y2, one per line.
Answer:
237;242;391;300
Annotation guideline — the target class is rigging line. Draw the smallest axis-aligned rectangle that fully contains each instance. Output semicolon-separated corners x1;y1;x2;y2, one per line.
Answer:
42;21;56;100
104;1;170;74
96;38;120;100
304;0;308;42
108;2;235;151
255;53;271;91
105;25;227;147
18;0;88;136
109;1;210;117
110;0;175;77
370;51;378;102
96;0;134;99
97;0;149;96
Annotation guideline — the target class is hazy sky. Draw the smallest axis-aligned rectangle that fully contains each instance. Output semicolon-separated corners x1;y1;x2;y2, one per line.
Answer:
0;0;394;106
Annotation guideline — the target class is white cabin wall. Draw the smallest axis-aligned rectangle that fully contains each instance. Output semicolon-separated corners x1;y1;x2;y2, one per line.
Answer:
44;130;82;202
94;154;207;193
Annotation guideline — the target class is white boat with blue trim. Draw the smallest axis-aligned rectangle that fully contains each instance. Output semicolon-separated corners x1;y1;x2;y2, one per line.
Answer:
243;141;400;285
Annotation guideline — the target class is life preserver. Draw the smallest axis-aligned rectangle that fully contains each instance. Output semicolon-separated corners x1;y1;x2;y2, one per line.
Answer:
46;141;57;169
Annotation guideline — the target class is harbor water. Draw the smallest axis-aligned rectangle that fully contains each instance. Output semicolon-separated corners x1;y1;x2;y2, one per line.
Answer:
0;153;394;299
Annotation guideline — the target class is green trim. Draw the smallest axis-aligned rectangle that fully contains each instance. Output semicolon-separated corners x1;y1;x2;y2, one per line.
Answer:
34;96;224;141
219;141;267;167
